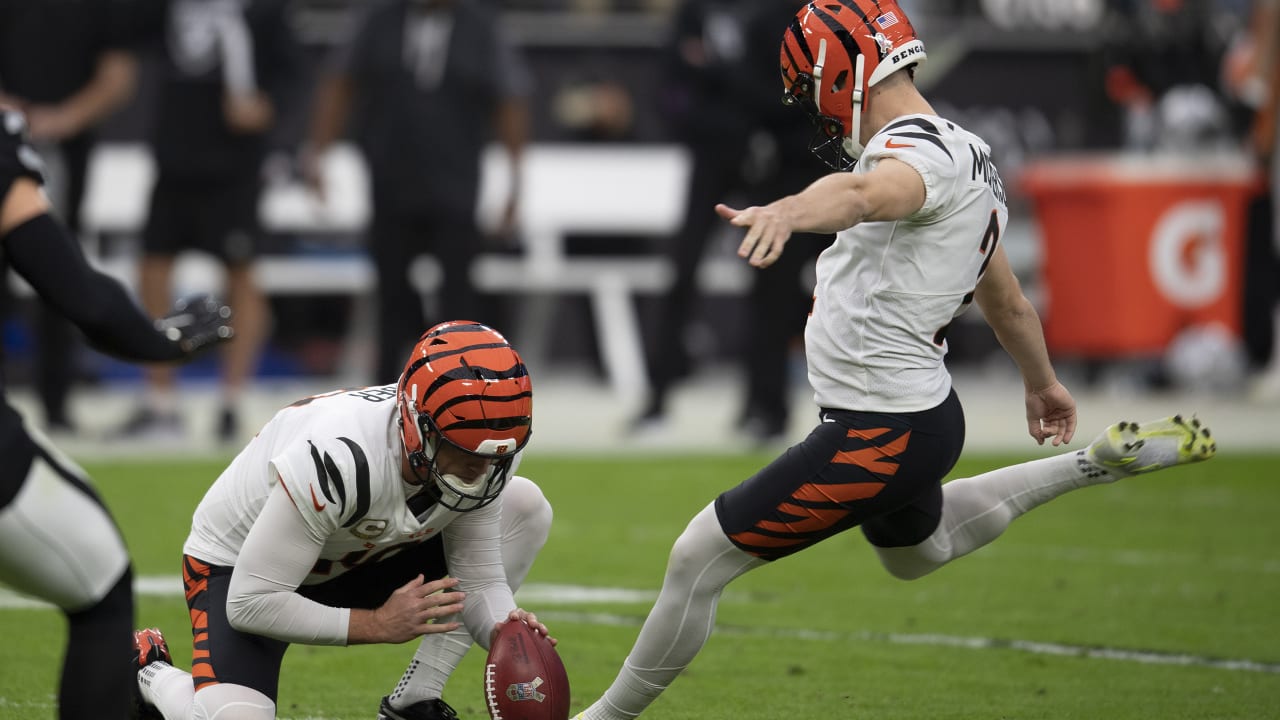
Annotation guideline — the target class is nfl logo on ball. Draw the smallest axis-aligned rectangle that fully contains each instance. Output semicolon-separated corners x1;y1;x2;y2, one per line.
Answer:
507;676;546;703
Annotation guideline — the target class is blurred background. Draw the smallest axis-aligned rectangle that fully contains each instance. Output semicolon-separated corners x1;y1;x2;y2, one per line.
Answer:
1;0;1277;454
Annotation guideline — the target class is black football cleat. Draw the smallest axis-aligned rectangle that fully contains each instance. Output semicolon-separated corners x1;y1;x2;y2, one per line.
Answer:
378;696;461;720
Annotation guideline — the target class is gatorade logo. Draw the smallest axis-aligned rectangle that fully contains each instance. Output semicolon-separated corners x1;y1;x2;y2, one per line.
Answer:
1149;200;1227;309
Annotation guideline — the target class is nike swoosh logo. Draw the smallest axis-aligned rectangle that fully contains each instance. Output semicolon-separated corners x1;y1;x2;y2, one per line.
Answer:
310;486;326;512
885;137;915;149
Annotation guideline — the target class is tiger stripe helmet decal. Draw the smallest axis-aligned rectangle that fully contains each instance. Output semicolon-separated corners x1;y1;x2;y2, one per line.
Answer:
397;320;532;510
780;0;925;169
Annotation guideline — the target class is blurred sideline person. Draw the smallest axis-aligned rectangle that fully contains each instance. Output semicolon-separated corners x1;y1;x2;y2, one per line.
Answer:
116;0;305;443
1098;0;1239;151
1237;0;1280;392
1263;0;1280;251
573;3;1218;718
1263;0;1280;383
0;108;232;720
735;0;833;442
132;321;557;720
0;0;144;434
633;0;828;442
304;0;532;386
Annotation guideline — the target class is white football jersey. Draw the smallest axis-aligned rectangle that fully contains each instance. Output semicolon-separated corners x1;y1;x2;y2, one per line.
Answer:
805;114;1008;413
184;384;496;586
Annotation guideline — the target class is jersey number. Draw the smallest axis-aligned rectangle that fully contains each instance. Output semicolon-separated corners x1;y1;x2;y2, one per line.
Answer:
310;540;418;576
933;209;1001;346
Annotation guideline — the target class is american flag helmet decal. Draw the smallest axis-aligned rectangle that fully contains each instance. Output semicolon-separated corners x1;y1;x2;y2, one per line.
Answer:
876;11;900;29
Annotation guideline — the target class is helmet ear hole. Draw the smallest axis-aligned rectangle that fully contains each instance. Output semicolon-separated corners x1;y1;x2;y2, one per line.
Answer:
831;69;848;93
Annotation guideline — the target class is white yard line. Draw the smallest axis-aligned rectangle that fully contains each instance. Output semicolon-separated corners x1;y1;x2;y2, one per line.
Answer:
0;700;342;720
2;578;1275;675
982;544;1280;575
0;578;659;609
540;610;1280;675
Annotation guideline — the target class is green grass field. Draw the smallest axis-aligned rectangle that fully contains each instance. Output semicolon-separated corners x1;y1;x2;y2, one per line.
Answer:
1;451;1278;719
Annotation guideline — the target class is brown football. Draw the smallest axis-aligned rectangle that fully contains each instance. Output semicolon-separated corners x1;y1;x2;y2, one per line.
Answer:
484;620;570;720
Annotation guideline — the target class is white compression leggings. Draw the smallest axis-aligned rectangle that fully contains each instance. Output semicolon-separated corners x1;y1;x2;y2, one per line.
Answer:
590;503;766;719
585;451;1096;719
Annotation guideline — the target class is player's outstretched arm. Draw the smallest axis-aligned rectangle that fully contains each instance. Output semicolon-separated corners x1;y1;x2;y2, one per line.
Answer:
0;177;231;362
974;245;1076;445
717;158;925;268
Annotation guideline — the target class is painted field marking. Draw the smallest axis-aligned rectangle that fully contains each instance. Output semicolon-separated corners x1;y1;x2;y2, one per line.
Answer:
0;577;660;608
540;610;1280;675
983;544;1280;575
2;578;1275;675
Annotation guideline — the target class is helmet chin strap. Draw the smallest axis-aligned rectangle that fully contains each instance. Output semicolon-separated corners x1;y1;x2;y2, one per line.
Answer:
812;38;828;120
810;38;868;166
440;472;481;489
401;437;482;512
843;52;867;162
435;471;495;512
401;388;427;466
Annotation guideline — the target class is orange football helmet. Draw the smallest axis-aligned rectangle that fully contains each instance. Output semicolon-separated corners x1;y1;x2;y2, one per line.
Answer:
398;320;533;511
780;0;926;169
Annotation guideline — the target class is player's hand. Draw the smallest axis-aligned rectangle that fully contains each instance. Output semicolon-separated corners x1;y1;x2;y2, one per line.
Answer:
1025;381;1077;446
155;293;234;355
374;575;465;644
492;607;557;647
24;104;82;142
494;194;520;244
0;93;25;113
223;91;274;134
717;202;792;268
299;145;327;203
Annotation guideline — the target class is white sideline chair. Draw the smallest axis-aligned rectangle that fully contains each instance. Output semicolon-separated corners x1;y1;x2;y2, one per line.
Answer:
75;141;755;401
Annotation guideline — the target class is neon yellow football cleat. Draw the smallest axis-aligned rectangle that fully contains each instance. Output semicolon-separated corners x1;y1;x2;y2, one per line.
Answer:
1086;414;1217;476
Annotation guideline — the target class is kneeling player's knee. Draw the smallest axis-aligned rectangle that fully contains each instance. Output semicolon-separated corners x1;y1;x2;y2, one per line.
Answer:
502;476;553;536
193;683;276;720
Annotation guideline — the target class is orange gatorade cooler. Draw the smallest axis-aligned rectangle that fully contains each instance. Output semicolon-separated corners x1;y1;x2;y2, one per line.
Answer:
1022;153;1260;357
